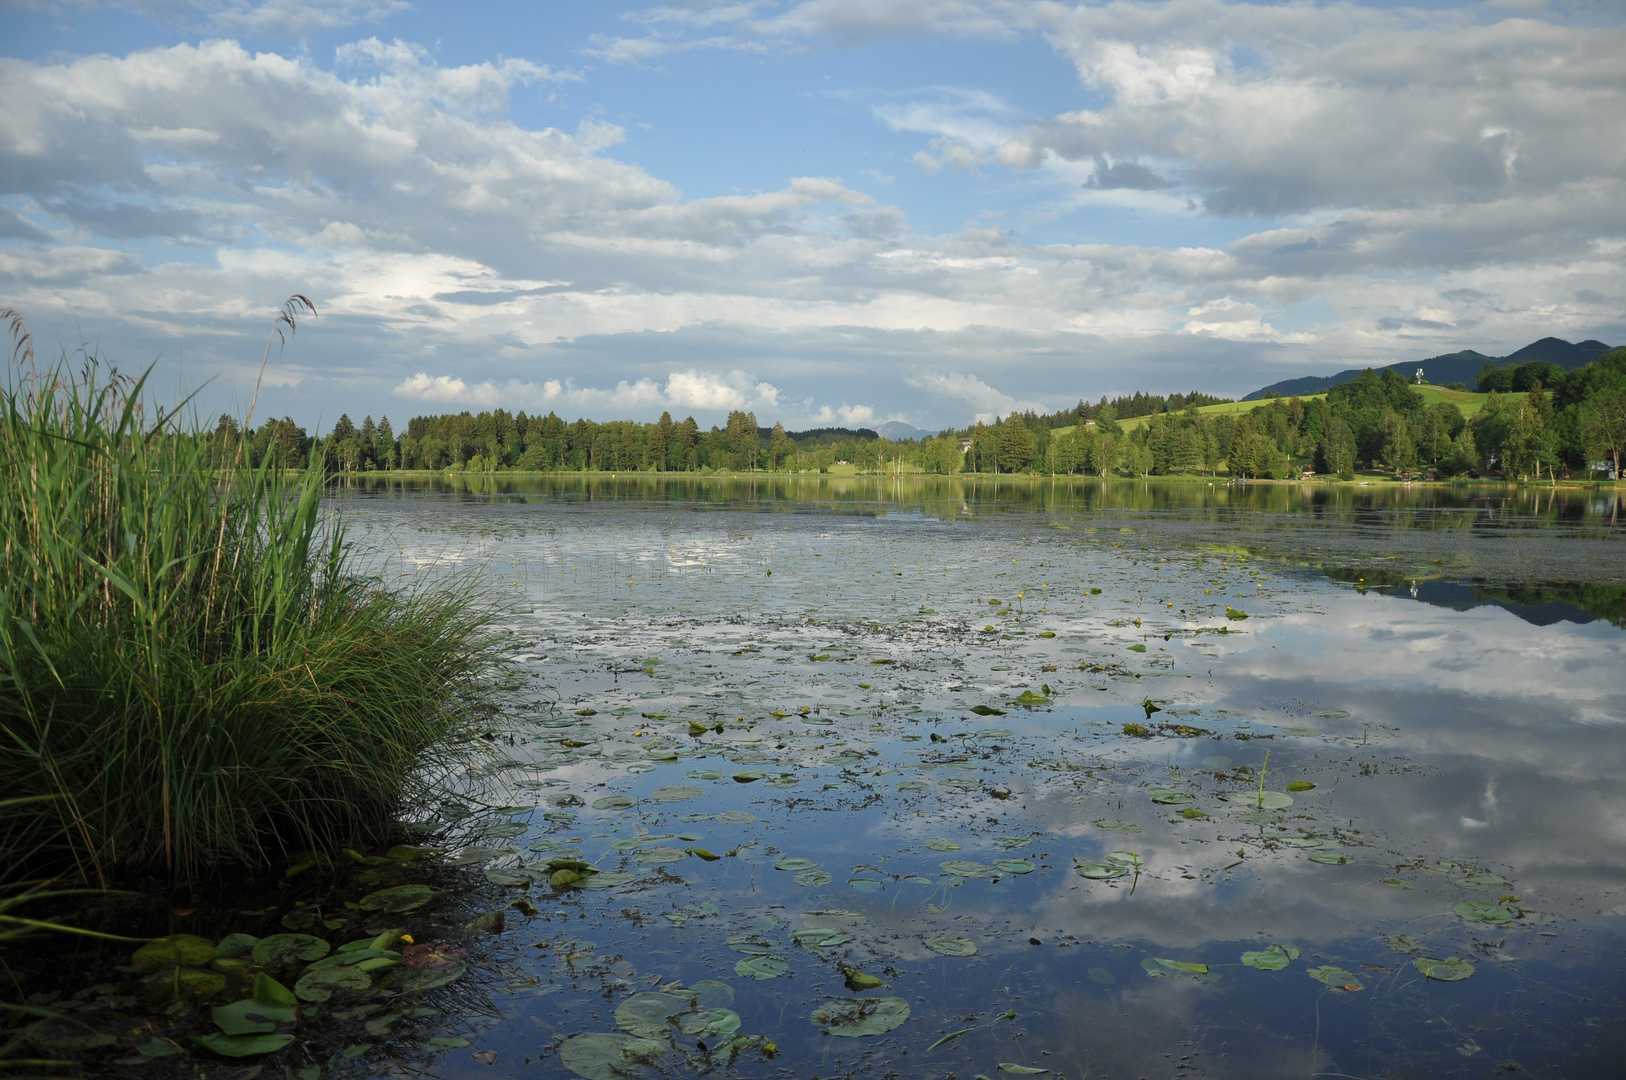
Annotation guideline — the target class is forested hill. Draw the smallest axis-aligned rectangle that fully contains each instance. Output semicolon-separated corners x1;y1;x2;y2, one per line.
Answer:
1245;337;1614;401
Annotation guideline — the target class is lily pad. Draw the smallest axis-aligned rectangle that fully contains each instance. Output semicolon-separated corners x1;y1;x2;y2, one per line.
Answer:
810;996;911;1037
579;871;637;889
998;1065;1048;1074
1453;872;1513;891
993;859;1035;874
1240;945;1300;971
925;838;961;851
970;705;1007;716
1148;787;1194;805
1091;820;1140;833
1141;958;1220;983
734;955;790;979
650;785;703;803
1308;852;1354;865
924;935;977;956
1455;901;1515;924
1286;780;1317;792
775;857;818;871
558;1033;666;1080
792;928;852;949
679;1008;741;1037
732;770;765;783
716;810;756;824
795;869;835;887
132;934;216;970
252;933;330;968
635;846;689;863
194;1031;296;1057
848;878;883;892
295;965;371;1003
1415;957;1475;982
941;860;995;878
482;822;529;838
1307;966;1363;991
358;884;433;913
614;992;692;1038
1074;862;1129;880
593;796;636;810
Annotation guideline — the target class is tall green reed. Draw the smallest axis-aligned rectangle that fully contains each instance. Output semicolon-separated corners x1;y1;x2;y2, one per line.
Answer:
0;328;505;886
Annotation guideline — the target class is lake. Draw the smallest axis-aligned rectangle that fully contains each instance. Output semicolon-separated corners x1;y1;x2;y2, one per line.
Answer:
48;477;1626;1079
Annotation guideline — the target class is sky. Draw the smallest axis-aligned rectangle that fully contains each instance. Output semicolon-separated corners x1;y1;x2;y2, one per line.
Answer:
1;0;1623;434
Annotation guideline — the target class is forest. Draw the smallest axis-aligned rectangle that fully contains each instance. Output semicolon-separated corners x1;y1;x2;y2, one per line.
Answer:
214;349;1626;481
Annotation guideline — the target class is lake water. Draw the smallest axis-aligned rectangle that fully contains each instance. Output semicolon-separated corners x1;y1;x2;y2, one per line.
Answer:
313;476;1626;1080
44;478;1624;1079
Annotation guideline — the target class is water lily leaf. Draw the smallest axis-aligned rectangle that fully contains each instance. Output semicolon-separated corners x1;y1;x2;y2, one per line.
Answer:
795;869;835;887
614;992;693;1038
382;958;468;993
635;846;688;863
734;955;790;979
1312;710;1349;719
1013;690;1048;705
359;884;433;913
1240;945;1300;971
825;754;864;765
1386;934;1426;954
650;785;703;803
1308;852;1354;865
685;769;726;780
1455;901;1515;924
579;871;636;889
924;935;977;956
1091;820;1140;833
1381;878;1416;889
593;796;636;809
1225;607;1248;620
941;861;995;878
727;933;776;955
1127;644;1147;653
132;934;216;969
443;847;504;866
792;928;851;949
970;705;1006;716
1141;958;1220;982
252;933;330;968
848;878;883;892
1286;780;1316;792
732;771;765;783
998;1065;1049;1074
997;836;1035;849
775;857;818;871
483;822;528;838
1453;872;1513;891
1307;966;1363;991
693;981;734;1009
1148;787;1194;805
843;968;886;990
1088;968;1115;984
559;1032;666;1080
295;964;371;1003
993;859;1035;874
896;781;931;792
1074;863;1129;880
925;838;960;851
679;1008;741;1037
763;775;800;788
194;1031;296;1057
214;933;259;960
810;996;910;1037
1415;957;1475;981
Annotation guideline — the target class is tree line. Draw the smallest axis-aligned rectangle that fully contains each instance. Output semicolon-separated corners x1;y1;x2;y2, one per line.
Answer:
206;348;1624;480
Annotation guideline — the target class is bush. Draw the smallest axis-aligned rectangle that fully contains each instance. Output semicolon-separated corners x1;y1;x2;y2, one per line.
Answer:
0;357;505;885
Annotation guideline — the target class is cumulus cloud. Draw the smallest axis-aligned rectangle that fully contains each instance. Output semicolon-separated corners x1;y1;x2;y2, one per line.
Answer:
393;368;780;416
908;371;1044;424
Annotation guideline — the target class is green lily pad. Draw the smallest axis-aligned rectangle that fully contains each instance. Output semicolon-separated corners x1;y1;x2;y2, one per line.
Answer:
1386;934;1426;954
635;846;689;863
775;857;818;871
27;1018;120;1051
358;884;433;913
795;869;835;887
1253;791;1295;810
252;933;330;968
825;754;865;766
1415;957;1475;981
848;878;883;892
925;838;960;851
1307;966;1363;991
194;1031;296;1057
998;1064;1049;1074
1074;863;1129;880
1148;787;1194;805
650;785;703;803
941;860;995;878
1141;957;1220;982
1312;710;1349;718
214;933;259;959
1455;901;1515;924
593;796;636;809
295;965;371;1003
810;996;910;1037
1286;780;1316;792
679;1008;741;1037
1013;690;1048;705
693;981;734;1008
558;1033;666;1080
212;976;298;1034
132;934;216;969
1091;820;1140;833
1308;852;1354;865
686;770;727;780
734;955;790;979
482;822;528;838
1381;878;1416;889
382;958;468;993
1240;945;1300;971
896;781;931;792
792;928;852;949
763;775;800;788
614;992;692;1038
579;871;637;889
993;859;1035;874
924;935;977;956
970;705;1007;716
485;867;536;885
1453;872;1513;891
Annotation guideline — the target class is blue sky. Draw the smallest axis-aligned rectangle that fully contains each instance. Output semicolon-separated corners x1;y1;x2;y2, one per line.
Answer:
2;0;1622;433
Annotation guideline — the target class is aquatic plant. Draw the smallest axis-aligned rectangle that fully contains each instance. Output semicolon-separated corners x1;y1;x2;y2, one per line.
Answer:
0;310;506;885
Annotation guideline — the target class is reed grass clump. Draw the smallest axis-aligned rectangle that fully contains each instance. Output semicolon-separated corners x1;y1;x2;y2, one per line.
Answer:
0;355;506;886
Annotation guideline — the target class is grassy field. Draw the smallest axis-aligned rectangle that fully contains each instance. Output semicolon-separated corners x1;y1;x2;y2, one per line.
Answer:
1050;384;1513;436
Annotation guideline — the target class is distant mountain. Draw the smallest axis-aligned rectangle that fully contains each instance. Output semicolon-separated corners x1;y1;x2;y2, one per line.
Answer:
876;420;935;441
1243;337;1614;401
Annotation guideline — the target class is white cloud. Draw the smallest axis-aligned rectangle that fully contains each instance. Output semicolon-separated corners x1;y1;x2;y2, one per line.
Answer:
908;371;1043;424
393;368;781;417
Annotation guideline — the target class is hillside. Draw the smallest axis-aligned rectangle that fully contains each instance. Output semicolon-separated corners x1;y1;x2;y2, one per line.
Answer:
1051;384;1509;437
1243;337;1612;401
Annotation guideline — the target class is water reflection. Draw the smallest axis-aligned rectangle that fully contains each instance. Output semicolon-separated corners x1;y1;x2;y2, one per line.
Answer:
330;484;1626;1080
